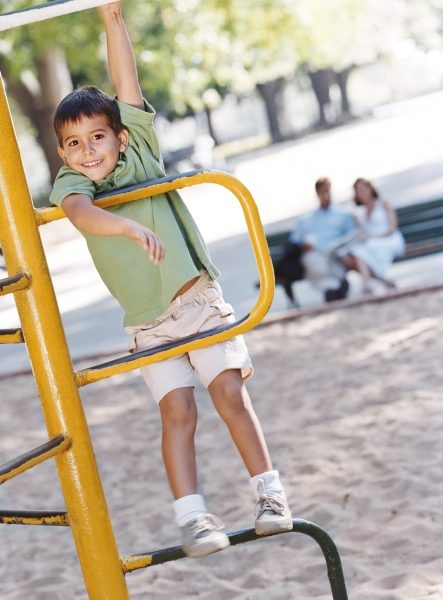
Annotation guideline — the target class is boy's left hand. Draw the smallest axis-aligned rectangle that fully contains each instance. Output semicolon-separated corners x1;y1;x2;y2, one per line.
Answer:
124;221;166;265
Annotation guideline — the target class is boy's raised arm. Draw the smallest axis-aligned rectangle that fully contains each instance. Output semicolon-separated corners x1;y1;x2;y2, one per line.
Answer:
99;1;144;109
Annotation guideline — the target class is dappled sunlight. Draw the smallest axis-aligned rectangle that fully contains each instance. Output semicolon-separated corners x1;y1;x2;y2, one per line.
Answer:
348;317;440;362
86;396;145;427
292;311;341;338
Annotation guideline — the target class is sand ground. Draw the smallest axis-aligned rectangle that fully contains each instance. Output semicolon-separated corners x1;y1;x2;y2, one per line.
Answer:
1;289;443;599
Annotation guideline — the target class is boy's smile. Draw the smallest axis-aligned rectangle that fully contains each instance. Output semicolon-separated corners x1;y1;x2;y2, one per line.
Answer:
58;114;128;182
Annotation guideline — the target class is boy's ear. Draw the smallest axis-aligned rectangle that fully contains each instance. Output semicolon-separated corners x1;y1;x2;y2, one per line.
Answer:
58;146;68;165
118;129;129;152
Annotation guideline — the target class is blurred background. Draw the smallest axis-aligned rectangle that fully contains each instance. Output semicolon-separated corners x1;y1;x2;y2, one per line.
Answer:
1;0;443;372
1;0;443;197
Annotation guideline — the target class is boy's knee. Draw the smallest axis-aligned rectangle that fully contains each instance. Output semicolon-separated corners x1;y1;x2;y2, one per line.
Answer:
160;390;197;427
210;371;249;414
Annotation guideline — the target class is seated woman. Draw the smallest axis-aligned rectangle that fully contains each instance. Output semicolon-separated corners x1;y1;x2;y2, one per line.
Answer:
343;178;405;294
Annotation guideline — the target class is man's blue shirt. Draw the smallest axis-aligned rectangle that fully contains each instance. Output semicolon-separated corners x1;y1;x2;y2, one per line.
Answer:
289;206;356;250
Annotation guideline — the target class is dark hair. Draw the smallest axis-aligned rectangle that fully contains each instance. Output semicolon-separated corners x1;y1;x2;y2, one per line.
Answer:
353;177;379;205
315;177;331;193
53;86;124;145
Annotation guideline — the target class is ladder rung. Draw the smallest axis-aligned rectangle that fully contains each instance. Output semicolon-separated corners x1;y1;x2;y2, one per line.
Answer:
0;328;24;344
75;318;246;387
0;509;69;526
0;434;71;484
121;519;348;600
121;523;281;573
0;273;31;297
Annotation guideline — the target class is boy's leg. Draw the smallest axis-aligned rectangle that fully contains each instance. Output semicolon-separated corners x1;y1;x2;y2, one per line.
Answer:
159;387;198;499
158;386;229;557
208;369;293;535
208;369;271;476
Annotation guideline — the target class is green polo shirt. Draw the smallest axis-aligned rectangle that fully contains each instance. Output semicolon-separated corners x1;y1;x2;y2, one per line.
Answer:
49;99;219;326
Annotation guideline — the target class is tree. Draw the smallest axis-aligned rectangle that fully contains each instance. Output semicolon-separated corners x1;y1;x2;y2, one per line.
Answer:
3;0;441;185
204;0;302;142
294;0;443;125
0;8;108;179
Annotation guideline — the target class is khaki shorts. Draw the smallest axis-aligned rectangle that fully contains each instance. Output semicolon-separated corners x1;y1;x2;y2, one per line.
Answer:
125;274;253;404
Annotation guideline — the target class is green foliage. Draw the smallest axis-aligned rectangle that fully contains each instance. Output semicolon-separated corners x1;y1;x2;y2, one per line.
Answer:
293;0;443;71
1;0;442;116
0;0;302;114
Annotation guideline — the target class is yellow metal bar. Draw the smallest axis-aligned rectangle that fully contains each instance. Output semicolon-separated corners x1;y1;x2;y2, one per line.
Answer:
0;328;24;343
0;510;69;526
0;272;31;296
0;74;129;599
62;172;274;386
0;435;71;485
121;555;153;573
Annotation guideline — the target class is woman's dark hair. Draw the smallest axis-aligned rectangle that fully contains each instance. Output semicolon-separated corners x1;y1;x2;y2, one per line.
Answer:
53;86;124;145
353;177;379;205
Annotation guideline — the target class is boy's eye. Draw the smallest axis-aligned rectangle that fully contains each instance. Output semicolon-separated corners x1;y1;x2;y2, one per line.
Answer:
68;140;78;147
92;133;104;140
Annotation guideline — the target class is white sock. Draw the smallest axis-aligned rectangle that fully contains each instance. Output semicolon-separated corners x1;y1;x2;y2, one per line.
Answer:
173;494;208;527
249;469;285;500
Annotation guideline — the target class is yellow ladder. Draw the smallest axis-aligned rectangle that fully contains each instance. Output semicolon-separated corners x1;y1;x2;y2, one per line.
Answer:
0;74;348;599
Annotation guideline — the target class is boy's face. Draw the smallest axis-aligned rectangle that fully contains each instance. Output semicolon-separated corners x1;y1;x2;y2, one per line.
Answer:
58;114;128;182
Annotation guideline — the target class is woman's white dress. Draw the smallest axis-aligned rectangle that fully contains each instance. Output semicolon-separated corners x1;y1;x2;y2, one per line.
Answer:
350;201;405;277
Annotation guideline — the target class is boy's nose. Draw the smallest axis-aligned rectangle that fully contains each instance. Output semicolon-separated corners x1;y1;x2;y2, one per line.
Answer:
82;144;95;155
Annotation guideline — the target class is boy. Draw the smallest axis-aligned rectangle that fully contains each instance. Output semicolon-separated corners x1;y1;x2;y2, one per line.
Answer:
50;1;292;559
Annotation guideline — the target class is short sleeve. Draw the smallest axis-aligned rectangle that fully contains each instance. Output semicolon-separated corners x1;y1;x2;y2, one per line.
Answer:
49;167;95;207
117;99;161;161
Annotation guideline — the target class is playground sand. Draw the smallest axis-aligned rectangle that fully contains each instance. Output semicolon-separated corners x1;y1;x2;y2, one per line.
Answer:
1;289;443;599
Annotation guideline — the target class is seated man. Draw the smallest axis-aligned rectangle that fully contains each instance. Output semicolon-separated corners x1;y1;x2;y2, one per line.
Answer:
276;177;356;303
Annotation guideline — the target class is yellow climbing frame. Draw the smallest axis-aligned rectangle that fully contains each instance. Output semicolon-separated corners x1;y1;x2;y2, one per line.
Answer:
0;73;274;598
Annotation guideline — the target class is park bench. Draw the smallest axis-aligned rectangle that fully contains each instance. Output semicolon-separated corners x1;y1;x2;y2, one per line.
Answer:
266;197;443;303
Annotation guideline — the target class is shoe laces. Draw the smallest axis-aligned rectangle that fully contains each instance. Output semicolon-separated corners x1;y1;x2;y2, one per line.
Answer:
189;514;224;537
256;480;286;517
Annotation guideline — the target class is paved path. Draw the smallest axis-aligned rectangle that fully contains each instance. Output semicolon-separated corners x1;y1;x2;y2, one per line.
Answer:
1;91;443;376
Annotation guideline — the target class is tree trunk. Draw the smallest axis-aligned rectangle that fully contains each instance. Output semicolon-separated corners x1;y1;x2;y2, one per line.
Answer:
203;105;220;146
34;48;73;181
256;77;287;144
307;68;334;127
334;67;353;117
3;47;73;183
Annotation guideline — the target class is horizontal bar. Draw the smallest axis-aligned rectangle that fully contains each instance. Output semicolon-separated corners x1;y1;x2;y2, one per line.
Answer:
122;519;348;599
0;509;69;526
0;328;24;344
404;242;443;258
75;317;247;387
0;0;115;32
0;273;31;297
36;171;205;226
0;434;71;484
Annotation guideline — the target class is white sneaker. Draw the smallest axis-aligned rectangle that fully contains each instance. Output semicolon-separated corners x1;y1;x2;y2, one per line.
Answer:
181;513;230;558
255;480;293;536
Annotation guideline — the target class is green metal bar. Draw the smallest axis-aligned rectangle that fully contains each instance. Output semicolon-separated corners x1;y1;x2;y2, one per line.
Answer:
122;519;348;599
